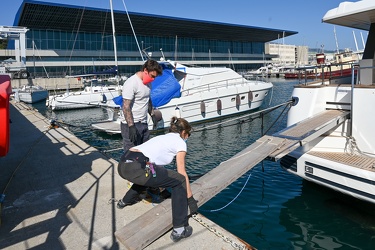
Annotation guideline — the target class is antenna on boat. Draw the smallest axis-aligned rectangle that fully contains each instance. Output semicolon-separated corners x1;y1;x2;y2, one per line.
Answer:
334;26;340;54
360;32;366;50
160;48;165;61
175;35;178;61
209;49;212;67
353;30;359;52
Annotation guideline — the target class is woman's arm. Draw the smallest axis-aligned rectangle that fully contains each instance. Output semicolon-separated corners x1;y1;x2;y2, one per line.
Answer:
175;151;193;198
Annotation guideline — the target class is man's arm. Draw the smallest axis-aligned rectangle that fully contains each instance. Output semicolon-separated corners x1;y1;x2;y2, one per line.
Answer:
148;98;154;116
122;99;134;126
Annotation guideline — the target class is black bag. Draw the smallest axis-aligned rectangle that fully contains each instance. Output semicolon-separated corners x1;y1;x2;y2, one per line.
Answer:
118;150;149;179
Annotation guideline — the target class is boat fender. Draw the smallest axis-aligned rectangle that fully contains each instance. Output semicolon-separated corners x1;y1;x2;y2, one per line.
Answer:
100;93;107;103
236;94;240;110
217;99;222;115
174;106;181;118
152;109;163;130
153;109;162;122
248;91;253;102
200;101;206;117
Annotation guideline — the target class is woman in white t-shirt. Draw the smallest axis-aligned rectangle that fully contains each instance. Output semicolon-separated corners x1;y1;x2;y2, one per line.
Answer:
117;116;198;242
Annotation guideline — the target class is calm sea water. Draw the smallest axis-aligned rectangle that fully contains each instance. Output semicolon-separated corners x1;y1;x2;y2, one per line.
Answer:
31;78;375;250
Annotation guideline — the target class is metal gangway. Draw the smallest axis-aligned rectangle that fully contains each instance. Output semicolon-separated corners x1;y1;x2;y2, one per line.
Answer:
115;109;350;250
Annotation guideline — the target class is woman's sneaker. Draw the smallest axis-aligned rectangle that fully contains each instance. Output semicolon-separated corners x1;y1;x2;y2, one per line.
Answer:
116;199;128;209
170;226;193;242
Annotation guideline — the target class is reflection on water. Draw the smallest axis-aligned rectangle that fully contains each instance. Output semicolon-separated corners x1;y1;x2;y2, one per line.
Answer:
30;79;375;249
281;181;375;250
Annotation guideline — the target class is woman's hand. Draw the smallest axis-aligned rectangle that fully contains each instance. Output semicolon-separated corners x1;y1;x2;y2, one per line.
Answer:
188;196;198;214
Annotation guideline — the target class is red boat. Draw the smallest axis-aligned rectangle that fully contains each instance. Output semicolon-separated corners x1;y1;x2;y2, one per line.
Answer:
285;50;360;80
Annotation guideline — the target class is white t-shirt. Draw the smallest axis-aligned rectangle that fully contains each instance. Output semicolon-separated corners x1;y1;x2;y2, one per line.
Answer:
133;133;187;166
121;74;151;124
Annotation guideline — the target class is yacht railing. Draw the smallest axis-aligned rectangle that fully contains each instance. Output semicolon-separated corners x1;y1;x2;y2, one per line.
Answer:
180;76;267;96
297;61;358;85
349;63;375;137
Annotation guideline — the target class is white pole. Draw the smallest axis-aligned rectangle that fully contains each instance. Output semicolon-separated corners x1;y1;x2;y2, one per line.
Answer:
109;0;118;75
352;30;359;51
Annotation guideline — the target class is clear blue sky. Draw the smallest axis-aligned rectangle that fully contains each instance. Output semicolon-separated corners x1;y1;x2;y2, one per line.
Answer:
1;0;368;52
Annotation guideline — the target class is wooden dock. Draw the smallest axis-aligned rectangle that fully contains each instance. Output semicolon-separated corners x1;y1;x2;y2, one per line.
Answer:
116;109;350;249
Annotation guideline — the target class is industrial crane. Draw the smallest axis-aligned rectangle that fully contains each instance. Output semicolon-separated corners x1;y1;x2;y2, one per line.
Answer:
0;26;30;79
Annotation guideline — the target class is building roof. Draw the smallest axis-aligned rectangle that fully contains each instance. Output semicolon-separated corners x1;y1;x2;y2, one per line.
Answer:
15;0;297;43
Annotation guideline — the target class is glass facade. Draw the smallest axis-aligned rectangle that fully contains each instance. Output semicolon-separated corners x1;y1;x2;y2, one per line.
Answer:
25;28;267;77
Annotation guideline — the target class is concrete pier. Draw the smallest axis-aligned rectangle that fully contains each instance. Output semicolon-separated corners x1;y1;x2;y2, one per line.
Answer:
10;77;85;91
0;100;253;250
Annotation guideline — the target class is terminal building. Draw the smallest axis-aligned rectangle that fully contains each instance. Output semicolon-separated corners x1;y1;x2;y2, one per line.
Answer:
3;0;299;78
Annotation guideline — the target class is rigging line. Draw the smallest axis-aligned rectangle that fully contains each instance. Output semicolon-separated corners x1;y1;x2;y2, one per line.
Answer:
270;104;292;133
193;117;255;133
263;102;292;135
121;0;145;61
99;11;109;59
33;42;49;78
201;166;256;213
65;6;86;75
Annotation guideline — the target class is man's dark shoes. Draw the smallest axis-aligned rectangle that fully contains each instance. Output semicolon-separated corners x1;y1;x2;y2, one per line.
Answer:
116;198;140;209
170;225;193;242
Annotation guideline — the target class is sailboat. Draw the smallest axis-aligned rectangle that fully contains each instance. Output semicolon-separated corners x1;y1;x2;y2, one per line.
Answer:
14;84;48;104
46;0;121;110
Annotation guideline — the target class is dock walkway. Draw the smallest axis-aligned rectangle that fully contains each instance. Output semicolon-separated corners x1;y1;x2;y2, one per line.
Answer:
0;100;252;250
0;98;350;249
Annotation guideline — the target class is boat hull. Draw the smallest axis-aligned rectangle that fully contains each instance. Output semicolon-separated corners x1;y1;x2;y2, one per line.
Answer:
92;83;272;133
14;86;48;104
280;77;375;204
47;87;120;110
281;150;375;204
17;90;48;103
153;84;272;129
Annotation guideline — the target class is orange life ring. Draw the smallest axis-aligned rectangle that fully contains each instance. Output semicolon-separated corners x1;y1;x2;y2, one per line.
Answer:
0;75;12;157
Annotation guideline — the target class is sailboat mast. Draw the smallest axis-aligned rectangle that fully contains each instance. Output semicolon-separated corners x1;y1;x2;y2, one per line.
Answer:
109;0;118;75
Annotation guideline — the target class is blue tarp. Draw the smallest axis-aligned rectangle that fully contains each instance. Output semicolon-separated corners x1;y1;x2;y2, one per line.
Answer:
150;69;181;107
113;68;181;108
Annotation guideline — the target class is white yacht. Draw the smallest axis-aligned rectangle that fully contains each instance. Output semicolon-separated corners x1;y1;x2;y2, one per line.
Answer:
279;0;375;204
46;83;121;110
91;60;273;133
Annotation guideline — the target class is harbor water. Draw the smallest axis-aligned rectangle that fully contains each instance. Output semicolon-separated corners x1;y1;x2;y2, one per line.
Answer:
30;78;375;250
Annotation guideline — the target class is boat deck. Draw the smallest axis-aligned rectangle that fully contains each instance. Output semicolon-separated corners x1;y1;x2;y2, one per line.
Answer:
269;109;351;160
308;151;375;173
91;120;120;134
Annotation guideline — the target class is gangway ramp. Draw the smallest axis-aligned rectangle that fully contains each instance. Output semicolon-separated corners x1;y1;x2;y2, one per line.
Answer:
115;109;350;250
